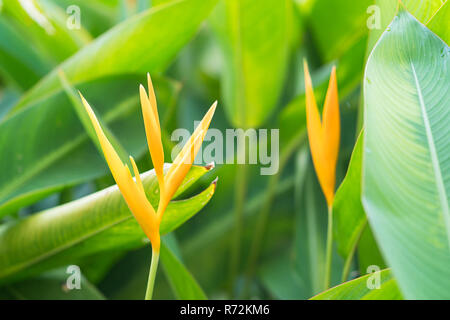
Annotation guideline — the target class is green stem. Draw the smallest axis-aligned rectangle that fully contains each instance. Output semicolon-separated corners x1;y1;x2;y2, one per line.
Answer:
145;248;160;300
341;219;367;283
229;163;248;297
341;247;353;284
324;206;333;290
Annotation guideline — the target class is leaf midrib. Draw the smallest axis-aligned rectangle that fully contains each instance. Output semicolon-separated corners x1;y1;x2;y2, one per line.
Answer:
411;62;450;247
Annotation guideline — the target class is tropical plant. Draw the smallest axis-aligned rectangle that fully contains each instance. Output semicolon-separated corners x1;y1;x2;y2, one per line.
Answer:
0;0;448;300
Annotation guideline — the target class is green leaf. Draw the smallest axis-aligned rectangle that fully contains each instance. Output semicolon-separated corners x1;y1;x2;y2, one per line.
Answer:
0;0;217;217
76;250;125;285
0;19;49;90
0;165;216;284
0;76;149;217
259;148;311;300
0;0;91;89
293;151;326;297
10;0;218;115
401;0;444;22
357;225;387;275
360;1;446;131
209;0;291;128
311;269;402;300
58;70;129;163
51;0;119;37
427;0;450;44
309;0;373;62
291;148;343;297
363;10;450;299
333;132;366;259
1;267;105;300
366;0;444;54
160;240;207;300
259;252;307;300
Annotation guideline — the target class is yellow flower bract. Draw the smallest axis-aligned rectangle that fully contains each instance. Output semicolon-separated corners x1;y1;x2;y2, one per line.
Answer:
304;61;340;208
79;74;216;252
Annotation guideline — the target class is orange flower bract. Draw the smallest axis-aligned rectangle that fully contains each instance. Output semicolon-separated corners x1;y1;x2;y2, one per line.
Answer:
304;61;340;208
79;74;216;252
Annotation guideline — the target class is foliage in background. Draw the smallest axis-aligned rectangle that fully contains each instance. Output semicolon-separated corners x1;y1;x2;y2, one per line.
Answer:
0;0;448;300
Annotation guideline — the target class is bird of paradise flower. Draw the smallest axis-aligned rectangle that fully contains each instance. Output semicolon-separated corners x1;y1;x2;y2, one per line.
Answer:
79;74;217;299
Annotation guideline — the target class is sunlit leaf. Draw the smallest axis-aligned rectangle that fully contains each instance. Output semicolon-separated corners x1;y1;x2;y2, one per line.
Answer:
427;0;450;44
363;10;450;299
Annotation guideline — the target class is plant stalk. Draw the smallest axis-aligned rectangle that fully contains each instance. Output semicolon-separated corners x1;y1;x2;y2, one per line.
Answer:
340;247;353;284
324;205;333;290
145;248;160;300
229;162;248;297
340;219;367;283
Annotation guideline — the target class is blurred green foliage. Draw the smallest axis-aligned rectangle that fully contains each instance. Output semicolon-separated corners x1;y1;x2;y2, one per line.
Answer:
0;0;448;300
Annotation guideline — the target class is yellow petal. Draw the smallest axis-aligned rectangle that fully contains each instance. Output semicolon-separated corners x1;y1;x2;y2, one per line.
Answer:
147;73;160;131
158;101;217;217
304;62;340;207
322;66;340;202
79;92;160;250
129;155;145;195
304;60;323;157
139;83;165;196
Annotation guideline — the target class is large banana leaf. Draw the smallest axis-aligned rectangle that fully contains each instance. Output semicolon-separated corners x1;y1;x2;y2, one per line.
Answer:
0;165;216;284
209;0;291;128
307;0;370;99
363;10;450;299
311;269;402;300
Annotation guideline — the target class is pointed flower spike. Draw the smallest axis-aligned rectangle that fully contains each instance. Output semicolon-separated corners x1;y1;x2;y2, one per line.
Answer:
129;155;145;195
147;73;161;131
322;66;340;186
79;93;161;251
304;61;340;208
139;83;165;196
158;101;217;217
